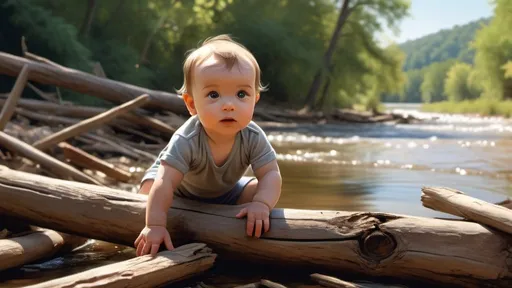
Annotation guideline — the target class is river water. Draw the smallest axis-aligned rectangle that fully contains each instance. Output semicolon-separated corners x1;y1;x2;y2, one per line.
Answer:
1;103;511;287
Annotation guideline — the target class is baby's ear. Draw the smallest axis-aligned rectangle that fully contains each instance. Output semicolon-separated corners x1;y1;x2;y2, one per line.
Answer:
255;92;260;103
183;93;197;115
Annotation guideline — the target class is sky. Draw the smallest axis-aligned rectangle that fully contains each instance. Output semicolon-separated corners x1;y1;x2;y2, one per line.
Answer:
379;0;494;45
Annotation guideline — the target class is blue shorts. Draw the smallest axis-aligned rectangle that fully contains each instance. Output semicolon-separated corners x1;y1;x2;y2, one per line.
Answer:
174;176;256;205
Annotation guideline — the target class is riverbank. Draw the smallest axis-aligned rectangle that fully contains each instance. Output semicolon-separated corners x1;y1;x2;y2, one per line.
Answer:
421;99;512;118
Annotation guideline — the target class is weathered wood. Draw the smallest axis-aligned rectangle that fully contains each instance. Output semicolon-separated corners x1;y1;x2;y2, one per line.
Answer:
311;274;361;288
497;198;512;209
32;94;151;151
0;65;29;130
0;228;86;271
77;136;143;160
0;132;102;185
422;187;512;234
15;108;79;126
26;82;59;103
110;120;165;144
24;243;216;288
0;167;510;288
84;133;157;161
260;279;287;288
0;52;188;115
0;97;176;136
58;142;132;182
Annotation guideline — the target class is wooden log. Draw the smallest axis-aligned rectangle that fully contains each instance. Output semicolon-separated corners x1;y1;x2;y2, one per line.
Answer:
58;142;132;182
0;97;176;136
0;52;188;115
15;108;79;126
32;94;151;151
24;243;216;288
0;228;87;271
26;82;59;103
110;120;165;144
0;132;102;185
260;279;287;288
0;64;29;130
77;136;143;161
84;133;157;161
0;167;510;288
421;187;512;234
311;274;361;288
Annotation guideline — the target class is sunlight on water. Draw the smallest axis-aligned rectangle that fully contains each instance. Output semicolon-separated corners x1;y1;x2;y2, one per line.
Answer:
261;104;511;218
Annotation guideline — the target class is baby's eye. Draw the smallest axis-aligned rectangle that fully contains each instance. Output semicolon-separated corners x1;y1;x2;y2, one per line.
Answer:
237;90;249;99
207;91;219;99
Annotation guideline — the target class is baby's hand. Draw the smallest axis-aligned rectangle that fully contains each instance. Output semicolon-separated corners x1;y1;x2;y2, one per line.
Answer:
134;225;174;256
236;201;270;238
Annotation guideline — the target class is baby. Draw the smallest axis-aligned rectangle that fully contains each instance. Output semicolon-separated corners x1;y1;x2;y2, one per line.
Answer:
134;35;282;256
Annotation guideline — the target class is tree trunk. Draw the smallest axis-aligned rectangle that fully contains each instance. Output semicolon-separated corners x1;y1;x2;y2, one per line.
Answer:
0;166;510;288
25;243;215;288
0;52;188;115
316;65;335;110
0;133;102;185
139;14;168;65
421;187;512;234
32;94;150;151
0;228;86;271
79;0;97;38
302;0;352;111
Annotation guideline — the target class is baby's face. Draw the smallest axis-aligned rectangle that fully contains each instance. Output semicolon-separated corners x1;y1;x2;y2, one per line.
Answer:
189;55;259;138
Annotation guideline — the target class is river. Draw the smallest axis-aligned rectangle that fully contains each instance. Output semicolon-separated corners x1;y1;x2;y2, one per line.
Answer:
1;103;511;287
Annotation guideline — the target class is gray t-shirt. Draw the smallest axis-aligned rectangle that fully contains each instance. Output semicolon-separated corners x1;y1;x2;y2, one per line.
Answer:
141;115;276;198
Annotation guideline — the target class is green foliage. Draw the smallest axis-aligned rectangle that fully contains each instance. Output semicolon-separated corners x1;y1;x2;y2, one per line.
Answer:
3;0;91;71
0;0;410;111
444;62;480;101
421;98;512;118
399;18;489;71
472;0;512;100
420;60;454;103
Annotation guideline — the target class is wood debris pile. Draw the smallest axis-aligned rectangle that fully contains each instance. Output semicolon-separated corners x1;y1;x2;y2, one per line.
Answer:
0;49;510;288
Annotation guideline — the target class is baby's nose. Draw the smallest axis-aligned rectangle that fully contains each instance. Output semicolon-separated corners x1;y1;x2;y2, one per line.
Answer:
222;100;235;111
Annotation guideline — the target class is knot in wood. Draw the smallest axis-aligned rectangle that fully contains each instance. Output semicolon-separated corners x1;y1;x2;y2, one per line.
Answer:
361;231;396;261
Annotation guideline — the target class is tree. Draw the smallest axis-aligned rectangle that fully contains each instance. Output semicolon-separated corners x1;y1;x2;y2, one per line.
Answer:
444;62;477;102
301;0;409;112
420;60;454;103
472;0;512;99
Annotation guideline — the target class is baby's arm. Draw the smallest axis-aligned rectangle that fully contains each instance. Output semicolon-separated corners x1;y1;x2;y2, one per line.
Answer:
252;159;282;209
146;161;183;227
236;159;282;238
134;161;183;256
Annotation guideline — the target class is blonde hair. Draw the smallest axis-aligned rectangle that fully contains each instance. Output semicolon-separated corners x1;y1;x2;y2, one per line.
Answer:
177;34;266;96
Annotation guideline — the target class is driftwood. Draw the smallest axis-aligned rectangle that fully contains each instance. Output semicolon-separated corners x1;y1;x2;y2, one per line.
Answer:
0;132;102;185
0;228;86;271
84;133;157;161
0;52;188;115
311;274;365;288
58;142;132;182
110;120;165;144
32;94;151;151
25;243;216;288
15;108;79;126
0;97;176;136
0;64;29;130
26;82;59;103
421;187;512;234
0;167;510;288
77;136;143;160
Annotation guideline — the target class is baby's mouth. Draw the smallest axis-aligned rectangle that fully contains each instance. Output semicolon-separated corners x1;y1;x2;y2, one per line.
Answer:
220;117;236;123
